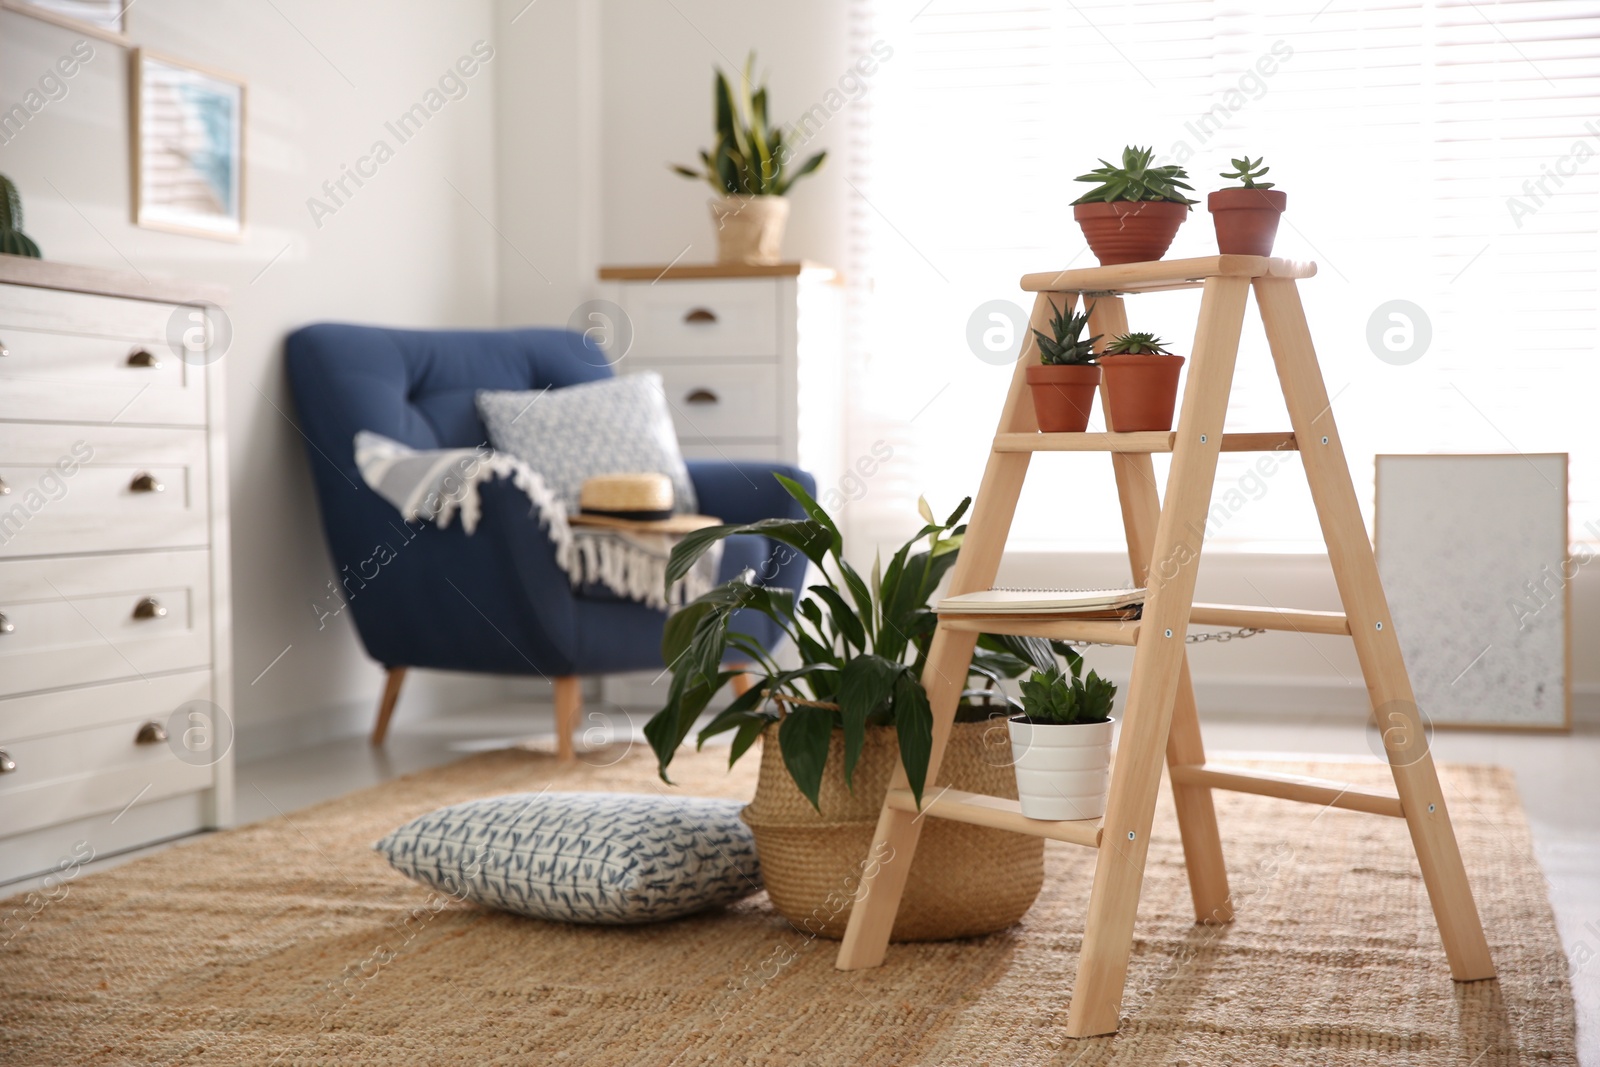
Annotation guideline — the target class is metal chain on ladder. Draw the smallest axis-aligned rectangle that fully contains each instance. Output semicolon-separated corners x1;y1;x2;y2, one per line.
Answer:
1059;626;1266;650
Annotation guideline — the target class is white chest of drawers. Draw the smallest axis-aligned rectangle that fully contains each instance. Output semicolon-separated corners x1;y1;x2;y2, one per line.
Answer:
597;262;843;473
595;262;843;709
0;256;233;885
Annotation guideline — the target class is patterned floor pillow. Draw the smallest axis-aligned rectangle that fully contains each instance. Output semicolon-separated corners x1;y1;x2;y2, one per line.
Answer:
374;792;760;924
477;373;697;515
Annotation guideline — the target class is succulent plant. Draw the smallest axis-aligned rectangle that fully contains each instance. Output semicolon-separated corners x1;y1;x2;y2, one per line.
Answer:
1102;332;1173;356
1032;299;1100;366
0;174;41;259
1072;146;1196;208
1220;155;1274;189
670;52;827;198
1017;653;1116;726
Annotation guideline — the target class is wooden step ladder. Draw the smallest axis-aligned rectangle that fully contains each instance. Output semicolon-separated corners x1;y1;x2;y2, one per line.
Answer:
834;254;1497;1038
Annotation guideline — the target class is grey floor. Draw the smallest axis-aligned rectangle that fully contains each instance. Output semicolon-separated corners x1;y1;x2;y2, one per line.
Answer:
14;707;1599;1062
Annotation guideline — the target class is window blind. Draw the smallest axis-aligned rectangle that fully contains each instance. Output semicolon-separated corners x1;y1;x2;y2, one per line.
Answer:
843;0;1600;553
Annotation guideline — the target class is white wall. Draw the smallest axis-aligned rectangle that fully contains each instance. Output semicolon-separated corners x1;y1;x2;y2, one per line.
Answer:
1;0;506;754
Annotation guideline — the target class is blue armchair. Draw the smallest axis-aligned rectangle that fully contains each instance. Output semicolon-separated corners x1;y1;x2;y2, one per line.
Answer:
283;324;812;753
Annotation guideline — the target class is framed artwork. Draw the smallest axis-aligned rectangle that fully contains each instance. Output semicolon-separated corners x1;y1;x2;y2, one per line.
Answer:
0;0;129;45
132;50;246;241
1375;453;1571;731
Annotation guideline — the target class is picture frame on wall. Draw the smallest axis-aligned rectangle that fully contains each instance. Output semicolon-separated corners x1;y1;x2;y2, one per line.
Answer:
132;50;246;241
1375;453;1571;732
0;0;130;46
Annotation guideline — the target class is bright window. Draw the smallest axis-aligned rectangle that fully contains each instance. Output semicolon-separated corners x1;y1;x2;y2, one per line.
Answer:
843;0;1600;553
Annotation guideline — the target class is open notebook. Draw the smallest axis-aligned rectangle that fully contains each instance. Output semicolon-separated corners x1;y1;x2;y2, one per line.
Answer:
937;586;1146;616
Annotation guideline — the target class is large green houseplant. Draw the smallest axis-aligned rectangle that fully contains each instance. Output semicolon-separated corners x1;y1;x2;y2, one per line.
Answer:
647;474;1057;940
649;475;1056;807
670;53;827;265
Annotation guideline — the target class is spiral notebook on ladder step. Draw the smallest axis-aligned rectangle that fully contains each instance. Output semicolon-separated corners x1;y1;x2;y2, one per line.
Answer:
936;586;1146;616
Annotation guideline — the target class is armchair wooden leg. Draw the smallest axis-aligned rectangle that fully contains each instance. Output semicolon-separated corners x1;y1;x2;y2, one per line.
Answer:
730;669;756;697
371;667;408;746
554;676;580;761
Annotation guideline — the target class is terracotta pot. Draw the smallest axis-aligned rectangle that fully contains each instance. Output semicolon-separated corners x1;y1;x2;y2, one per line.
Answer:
1208;188;1287;257
1025;363;1100;432
1098;353;1186;432
1072;200;1189;266
743;721;1044;942
708;195;789;265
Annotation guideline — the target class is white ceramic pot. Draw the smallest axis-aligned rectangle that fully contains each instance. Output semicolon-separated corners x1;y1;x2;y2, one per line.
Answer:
708;195;789;265
1007;716;1115;821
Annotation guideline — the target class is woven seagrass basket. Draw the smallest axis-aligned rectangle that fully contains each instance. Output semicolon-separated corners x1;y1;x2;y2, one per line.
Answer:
742;717;1044;941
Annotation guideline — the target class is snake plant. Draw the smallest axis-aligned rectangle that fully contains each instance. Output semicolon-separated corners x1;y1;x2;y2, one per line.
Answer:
1072;146;1196;208
0;174;41;258
670;52;827;197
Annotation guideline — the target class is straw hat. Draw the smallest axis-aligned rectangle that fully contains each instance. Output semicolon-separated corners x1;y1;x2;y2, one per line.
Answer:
569;472;720;534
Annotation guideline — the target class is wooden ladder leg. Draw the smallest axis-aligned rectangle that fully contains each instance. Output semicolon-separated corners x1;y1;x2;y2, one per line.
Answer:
837;291;1065;970
1067;276;1251;1037
371;667;407;746
1255;277;1496;981
553;676;580;761
1087;296;1233;925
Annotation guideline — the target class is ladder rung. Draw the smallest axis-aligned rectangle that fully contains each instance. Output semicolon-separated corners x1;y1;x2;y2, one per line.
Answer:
1188;603;1351;636
1168;763;1404;818
938;615;1140;645
1020;254;1317;293
885;787;1103;847
993;431;1297;454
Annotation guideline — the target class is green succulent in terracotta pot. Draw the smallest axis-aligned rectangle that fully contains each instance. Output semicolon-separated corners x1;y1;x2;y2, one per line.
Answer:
1071;146;1195;266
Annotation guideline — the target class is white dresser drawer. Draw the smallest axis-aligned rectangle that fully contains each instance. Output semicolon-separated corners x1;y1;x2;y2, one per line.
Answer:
0;670;213;741
0;282;177;342
0;550;212;698
0;714;215;838
0;422;209;557
640;362;780;441
622;280;779;359
0;327;204;425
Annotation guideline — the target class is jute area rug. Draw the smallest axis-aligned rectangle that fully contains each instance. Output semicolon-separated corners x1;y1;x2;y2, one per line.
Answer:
0;742;1575;1065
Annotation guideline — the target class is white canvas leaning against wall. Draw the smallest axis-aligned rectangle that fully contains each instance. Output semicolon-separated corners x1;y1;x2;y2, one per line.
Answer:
1375;453;1570;731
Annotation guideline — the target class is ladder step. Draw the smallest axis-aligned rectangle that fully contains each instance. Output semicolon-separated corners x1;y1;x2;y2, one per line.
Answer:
1188;603;1351;636
1020;254;1316;294
994;431;1297;454
885;787;1103;847
938;615;1140;645
1168;763;1404;818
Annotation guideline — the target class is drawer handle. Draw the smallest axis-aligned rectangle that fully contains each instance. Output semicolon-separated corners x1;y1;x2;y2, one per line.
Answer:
135;721;168;745
683;307;718;324
0;477;9;495
130;472;164;493
0;611;12;633
133;597;167;620
127;349;162;369
0;338;8;357
0;750;14;774
684;388;719;404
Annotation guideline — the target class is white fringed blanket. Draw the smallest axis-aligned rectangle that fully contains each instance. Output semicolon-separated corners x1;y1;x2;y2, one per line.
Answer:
353;432;720;610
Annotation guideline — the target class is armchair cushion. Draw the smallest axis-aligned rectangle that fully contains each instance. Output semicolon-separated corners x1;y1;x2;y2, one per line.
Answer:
477;373;696;514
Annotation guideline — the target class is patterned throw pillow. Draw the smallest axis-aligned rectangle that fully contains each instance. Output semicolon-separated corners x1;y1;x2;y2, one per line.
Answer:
477;373;697;514
374;793;761;924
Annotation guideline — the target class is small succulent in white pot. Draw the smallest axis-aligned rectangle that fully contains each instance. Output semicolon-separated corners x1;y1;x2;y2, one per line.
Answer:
1008;652;1117;821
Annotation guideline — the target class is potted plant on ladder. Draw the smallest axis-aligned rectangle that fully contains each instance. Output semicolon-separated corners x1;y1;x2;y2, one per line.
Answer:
1008;652;1117;820
1026;300;1101;433
1072;146;1196;265
1099;331;1185;432
1209;155;1286;257
670;53;827;265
